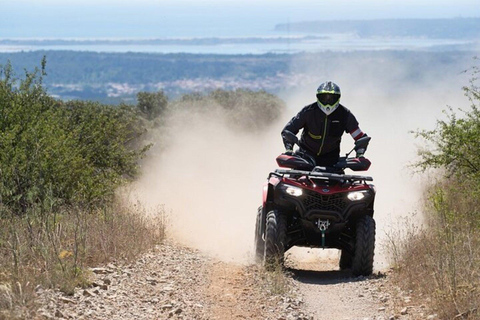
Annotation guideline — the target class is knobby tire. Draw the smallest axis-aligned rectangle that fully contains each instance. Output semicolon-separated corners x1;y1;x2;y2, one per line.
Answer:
264;210;287;271
351;215;376;276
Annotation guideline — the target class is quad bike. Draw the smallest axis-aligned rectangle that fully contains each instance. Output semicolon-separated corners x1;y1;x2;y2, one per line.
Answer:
254;131;376;276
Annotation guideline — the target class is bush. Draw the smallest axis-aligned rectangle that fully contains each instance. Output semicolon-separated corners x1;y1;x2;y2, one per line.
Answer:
0;60;161;317
136;90;168;120
415;61;480;180
0;60;148;214
389;61;480;319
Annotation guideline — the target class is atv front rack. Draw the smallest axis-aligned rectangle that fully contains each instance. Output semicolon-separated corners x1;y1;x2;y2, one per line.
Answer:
271;169;373;182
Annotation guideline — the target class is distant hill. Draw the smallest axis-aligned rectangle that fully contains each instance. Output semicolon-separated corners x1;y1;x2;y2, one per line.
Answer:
0;51;292;101
275;17;480;39
0;50;475;102
0;36;328;47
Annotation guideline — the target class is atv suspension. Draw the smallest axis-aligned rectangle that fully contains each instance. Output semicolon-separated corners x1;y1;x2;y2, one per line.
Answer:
317;219;330;248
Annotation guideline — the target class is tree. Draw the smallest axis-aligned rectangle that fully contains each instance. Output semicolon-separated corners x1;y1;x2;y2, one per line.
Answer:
136;90;168;120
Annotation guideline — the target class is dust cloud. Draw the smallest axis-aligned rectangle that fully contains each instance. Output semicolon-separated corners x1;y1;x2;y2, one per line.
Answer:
283;52;471;269
135;52;472;269
135;101;284;263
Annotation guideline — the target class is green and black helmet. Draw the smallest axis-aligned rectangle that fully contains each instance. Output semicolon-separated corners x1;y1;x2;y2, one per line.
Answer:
316;81;341;115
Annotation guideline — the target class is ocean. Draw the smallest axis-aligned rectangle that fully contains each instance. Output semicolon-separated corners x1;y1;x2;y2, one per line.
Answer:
0;36;475;55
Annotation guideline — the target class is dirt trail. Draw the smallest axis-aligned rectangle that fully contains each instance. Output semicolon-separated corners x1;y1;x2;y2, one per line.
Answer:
286;249;389;320
205;262;308;320
206;262;261;319
34;242;307;320
34;242;428;320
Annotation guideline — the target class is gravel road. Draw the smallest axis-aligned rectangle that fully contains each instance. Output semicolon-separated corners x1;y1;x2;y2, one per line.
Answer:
35;241;308;320
34;242;434;320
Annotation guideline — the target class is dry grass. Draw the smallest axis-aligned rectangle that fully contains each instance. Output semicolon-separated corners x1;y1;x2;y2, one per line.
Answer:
0;197;165;318
386;181;480;319
258;262;290;296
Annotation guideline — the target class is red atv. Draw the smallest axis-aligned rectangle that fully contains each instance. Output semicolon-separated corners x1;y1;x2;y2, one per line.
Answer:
254;132;376;276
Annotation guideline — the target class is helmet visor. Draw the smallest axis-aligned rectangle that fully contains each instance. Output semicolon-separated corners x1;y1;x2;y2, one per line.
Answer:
317;93;340;106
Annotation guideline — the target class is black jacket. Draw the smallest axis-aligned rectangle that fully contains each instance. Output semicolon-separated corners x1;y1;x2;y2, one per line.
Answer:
282;103;359;165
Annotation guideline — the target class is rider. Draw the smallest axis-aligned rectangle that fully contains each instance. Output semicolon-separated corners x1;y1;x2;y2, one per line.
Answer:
282;81;368;167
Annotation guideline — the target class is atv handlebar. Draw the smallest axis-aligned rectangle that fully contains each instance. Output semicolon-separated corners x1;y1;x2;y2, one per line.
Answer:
272;168;373;182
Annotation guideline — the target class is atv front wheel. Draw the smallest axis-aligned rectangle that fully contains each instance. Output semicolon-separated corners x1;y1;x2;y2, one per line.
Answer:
264;210;287;270
351;215;376;276
339;249;353;270
254;206;265;263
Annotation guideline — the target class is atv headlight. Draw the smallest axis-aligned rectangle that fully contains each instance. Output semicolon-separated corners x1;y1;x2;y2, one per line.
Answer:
285;185;303;197
347;191;368;201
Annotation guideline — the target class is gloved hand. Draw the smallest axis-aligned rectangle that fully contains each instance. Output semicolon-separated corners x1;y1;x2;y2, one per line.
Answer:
284;143;294;155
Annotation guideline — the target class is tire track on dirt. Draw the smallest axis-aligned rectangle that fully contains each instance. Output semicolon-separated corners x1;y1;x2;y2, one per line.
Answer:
205;261;311;320
284;249;428;320
206;262;260;319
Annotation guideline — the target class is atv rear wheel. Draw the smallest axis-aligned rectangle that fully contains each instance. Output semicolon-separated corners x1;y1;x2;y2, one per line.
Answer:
264;210;287;270
254;206;265;263
351;215;376;276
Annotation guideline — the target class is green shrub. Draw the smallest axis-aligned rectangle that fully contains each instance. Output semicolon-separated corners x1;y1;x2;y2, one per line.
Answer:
415;61;480;180
136;90;168;120
0;60;148;214
389;61;480;319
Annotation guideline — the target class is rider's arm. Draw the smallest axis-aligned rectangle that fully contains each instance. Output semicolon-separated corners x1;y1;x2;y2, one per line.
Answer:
281;107;308;151
345;110;366;140
350;127;366;141
346;110;369;157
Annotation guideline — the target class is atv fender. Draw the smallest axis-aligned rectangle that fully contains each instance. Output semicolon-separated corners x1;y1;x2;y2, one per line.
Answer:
263;176;281;210
262;182;269;208
261;176;282;236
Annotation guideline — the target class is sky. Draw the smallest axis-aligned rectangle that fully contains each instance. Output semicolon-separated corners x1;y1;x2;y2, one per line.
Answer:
2;0;480;38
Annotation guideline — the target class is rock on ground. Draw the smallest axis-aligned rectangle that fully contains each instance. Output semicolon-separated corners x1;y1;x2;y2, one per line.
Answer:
34;241;311;320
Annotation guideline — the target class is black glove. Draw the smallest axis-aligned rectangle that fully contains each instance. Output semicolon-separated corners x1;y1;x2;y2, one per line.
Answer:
284;142;294;155
354;134;370;158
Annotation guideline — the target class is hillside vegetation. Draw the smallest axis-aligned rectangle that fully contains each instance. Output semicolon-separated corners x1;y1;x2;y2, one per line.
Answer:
389;62;480;319
0;59;165;318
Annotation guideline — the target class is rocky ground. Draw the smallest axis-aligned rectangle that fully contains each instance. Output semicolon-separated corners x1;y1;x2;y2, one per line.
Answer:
284;249;438;320
34;241;310;320
292;269;435;320
31;242;437;320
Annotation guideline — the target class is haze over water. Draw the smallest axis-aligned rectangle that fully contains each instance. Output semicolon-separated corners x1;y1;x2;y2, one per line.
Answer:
1;0;479;54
